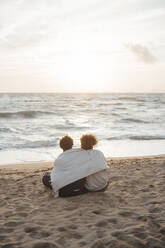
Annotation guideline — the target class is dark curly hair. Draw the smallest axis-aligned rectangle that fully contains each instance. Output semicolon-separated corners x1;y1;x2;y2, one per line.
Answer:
59;135;73;151
80;134;98;150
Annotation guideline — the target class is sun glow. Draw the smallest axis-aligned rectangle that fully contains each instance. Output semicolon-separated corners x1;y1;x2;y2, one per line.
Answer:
54;52;117;92
47;30;118;92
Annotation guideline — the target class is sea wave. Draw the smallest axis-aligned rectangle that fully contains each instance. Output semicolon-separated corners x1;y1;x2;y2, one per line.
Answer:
118;96;147;102
130;135;165;140
106;135;165;141
0;127;12;133
1;135;164;151
0;139;58;150
55;124;89;130
121;118;150;123
0;110;55;119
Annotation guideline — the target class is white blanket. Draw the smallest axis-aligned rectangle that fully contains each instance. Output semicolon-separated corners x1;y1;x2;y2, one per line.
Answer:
50;148;109;195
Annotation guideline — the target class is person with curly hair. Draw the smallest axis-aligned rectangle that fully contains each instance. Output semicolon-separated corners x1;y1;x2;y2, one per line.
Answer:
80;134;109;192
42;135;87;197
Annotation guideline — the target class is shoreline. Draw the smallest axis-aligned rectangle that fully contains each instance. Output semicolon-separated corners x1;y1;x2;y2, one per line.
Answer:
0;154;165;168
1;139;165;166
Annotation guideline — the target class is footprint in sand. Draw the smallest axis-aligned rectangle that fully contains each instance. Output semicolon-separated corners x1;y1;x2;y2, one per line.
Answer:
127;226;148;240
71;232;83;239
63;205;78;211
104;239;118;248
92;210;101;215
67;224;77;230
107;217;118;224
145;237;164;248
0;228;6;233
149;207;161;213
78;241;87;247
16;212;28;217
56;226;66;232
149;200;161;205
95;220;109;227
56;226;83;240
29;231;51;239
56;237;66;246
134;232;148;240
4;228;14;233
30;209;42;215
30;241;58;248
24;226;39;233
90;240;105;248
0;200;7;207
4;211;15;218
24;226;51;239
160;226;165;235
4;221;22;227
96;230;105;238
15;205;30;211
136;215;147;222
111;231;145;248
111;231;126;239
118;211;134;217
0;235;9;242
0;243;18;248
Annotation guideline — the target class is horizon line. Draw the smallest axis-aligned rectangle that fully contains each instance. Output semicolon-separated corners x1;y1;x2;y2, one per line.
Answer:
0;91;165;94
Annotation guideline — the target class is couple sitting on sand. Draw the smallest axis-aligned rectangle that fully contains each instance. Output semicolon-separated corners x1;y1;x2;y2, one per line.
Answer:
42;134;109;197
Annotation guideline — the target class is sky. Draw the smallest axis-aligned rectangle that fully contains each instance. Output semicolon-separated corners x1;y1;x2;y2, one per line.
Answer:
0;0;165;93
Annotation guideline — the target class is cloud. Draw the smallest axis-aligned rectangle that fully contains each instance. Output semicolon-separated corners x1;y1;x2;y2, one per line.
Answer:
0;0;60;49
125;43;157;64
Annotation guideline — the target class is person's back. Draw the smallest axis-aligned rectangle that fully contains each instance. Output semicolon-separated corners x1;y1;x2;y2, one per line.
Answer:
52;136;88;197
80;134;109;192
43;135;87;197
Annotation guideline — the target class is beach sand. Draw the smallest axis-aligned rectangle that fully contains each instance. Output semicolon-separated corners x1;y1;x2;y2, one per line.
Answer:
0;156;165;248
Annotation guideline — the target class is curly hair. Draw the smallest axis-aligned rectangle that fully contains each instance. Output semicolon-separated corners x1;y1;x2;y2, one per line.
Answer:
59;135;73;151
80;134;98;150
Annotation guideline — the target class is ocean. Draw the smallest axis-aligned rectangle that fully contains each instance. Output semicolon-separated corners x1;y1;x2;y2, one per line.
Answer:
0;93;165;164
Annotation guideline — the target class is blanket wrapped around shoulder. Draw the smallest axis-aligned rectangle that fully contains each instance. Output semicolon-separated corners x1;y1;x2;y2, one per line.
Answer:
50;148;109;194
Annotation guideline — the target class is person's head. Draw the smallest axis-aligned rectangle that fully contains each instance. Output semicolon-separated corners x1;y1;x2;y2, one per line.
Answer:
59;135;73;151
80;134;98;150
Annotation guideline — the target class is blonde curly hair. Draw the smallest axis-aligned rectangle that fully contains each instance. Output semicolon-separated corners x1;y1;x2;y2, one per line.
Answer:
80;134;98;150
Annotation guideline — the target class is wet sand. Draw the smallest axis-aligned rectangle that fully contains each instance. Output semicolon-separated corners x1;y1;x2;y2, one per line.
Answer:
0;156;165;248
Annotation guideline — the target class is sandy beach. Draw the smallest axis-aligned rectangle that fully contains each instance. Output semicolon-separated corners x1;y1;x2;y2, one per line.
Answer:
0;156;165;248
